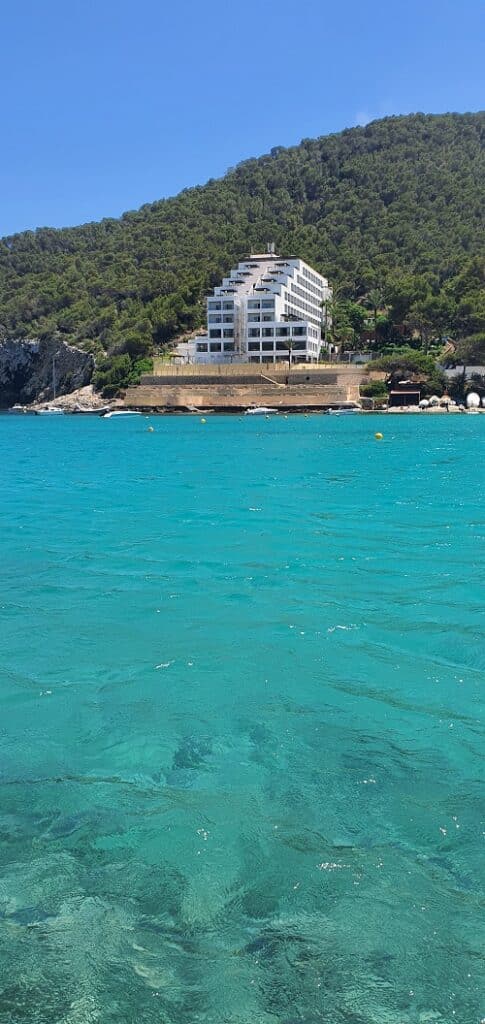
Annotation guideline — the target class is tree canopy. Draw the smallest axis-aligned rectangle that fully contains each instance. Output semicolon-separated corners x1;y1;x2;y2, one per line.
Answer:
0;111;483;390
452;333;485;367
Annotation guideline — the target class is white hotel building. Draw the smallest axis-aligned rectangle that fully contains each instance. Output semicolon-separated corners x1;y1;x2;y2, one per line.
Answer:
180;250;332;365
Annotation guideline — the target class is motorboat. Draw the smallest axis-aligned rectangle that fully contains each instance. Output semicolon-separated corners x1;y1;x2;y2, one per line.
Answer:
36;407;65;415
101;409;141;418
328;405;362;416
245;406;278;416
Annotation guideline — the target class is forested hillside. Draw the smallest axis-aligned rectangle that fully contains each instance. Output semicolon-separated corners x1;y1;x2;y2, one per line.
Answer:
0;112;483;385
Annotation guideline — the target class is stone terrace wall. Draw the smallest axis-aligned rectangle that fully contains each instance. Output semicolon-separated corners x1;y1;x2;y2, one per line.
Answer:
151;360;369;384
125;361;382;410
124;383;360;410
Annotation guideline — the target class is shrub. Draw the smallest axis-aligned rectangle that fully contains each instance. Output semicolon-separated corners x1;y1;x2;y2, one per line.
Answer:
360;380;388;398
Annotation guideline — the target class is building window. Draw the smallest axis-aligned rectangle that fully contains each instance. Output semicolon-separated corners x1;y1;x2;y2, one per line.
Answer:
223;329;234;339
223;342;235;352
292;340;306;350
208;301;221;310
248;342;260;351
261;300;274;309
222;315;234;323
262;328;274;337
209;342;222;352
196;343;208;352
248;300;260;310
261;314;273;322
292;327;306;336
276;341;289;351
262;341;274;351
208;315;222;324
209;329;222;339
247;314;260;322
248;328;260;338
276;327;289;337
222;302;234;311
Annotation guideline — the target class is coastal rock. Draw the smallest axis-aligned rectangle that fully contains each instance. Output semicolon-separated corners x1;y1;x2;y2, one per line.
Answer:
0;337;94;407
32;384;117;412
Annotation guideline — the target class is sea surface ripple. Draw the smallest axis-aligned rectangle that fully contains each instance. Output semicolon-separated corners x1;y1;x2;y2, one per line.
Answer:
0;413;484;1023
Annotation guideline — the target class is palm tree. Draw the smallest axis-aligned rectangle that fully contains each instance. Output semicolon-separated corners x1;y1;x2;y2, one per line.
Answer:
325;300;353;358
366;287;384;345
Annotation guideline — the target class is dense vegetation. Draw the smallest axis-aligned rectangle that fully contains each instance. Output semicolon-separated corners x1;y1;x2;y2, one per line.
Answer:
365;348;448;398
0;112;483;392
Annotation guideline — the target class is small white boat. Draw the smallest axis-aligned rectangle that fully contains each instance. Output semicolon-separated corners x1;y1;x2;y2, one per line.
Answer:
328;406;361;416
102;410;142;419
8;404;27;414
245;406;278;416
36;407;65;415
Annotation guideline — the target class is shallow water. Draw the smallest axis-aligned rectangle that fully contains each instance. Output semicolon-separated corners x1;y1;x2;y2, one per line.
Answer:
0;413;484;1024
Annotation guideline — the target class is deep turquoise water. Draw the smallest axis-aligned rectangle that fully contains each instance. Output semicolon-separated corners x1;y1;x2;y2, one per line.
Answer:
0;413;484;1024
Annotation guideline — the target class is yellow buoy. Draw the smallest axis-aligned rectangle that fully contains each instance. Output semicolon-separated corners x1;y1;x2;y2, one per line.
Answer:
375;432;383;440
200;417;206;424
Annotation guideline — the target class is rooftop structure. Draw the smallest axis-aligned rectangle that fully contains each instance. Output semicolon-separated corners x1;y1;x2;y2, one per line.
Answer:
176;249;332;365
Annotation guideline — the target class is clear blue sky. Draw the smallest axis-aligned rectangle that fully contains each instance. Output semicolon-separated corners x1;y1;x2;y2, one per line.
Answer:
1;0;483;236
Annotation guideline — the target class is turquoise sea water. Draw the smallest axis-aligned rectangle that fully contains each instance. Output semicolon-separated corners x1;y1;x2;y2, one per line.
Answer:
0;413;484;1024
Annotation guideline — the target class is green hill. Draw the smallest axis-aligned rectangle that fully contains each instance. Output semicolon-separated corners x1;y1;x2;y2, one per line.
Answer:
0;111;483;382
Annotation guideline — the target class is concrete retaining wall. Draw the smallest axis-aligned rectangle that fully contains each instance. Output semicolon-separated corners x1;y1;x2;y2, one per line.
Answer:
125;360;382;410
150;361;370;385
152;360;339;377
124;382;361;410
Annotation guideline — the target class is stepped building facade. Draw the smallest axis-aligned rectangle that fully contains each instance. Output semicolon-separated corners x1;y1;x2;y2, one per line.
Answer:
178;250;332;365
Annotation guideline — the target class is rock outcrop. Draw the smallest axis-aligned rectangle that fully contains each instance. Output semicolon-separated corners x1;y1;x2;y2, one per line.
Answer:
30;385;118;412
0;337;94;407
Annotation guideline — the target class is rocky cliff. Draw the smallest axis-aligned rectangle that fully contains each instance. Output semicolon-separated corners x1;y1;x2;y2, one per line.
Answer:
0;337;94;407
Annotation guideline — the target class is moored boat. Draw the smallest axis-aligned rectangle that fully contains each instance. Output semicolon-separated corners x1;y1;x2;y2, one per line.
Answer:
328;405;362;415
101;410;142;419
245;406;278;416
